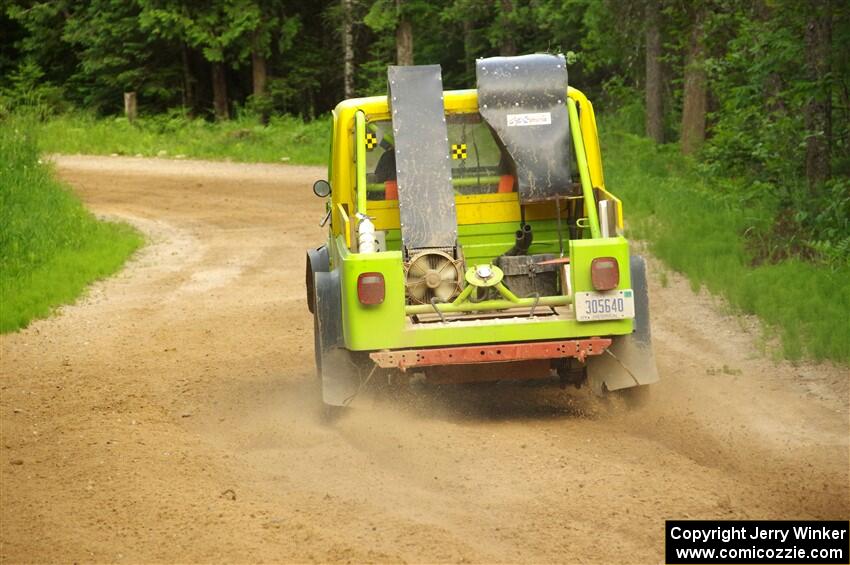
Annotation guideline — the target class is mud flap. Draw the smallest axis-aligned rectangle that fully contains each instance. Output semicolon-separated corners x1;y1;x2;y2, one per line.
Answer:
313;270;359;406
587;255;660;394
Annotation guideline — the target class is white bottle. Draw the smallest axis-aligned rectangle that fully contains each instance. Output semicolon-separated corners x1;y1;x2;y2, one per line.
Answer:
357;215;378;254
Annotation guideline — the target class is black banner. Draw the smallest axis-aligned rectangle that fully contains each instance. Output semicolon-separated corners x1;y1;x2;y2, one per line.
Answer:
666;520;849;564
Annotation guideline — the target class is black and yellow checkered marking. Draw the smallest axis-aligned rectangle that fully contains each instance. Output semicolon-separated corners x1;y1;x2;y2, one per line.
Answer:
451;143;467;160
365;132;378;150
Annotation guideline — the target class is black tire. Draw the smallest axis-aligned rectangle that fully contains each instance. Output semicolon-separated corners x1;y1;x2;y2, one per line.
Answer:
306;246;329;314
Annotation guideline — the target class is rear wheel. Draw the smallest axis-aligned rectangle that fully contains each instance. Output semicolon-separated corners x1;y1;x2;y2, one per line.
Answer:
556;358;586;389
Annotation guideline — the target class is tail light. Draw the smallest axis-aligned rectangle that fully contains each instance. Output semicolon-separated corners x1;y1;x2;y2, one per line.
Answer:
591;257;619;291
357;272;385;305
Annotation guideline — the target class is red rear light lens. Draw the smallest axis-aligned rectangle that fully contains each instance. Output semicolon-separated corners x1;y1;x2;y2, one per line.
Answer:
357;272;385;305
591;257;619;291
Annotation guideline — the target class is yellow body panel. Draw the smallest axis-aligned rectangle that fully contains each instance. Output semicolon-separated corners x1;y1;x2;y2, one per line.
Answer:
335;202;352;249
329;87;619;244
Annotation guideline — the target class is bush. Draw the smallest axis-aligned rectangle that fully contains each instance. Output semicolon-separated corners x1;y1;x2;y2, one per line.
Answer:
0;60;70;119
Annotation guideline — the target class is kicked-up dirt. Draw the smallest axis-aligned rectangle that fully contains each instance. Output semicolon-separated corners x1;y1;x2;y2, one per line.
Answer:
1;155;847;563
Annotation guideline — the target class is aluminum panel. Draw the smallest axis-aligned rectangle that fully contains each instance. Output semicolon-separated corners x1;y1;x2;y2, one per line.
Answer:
388;65;458;252
476;54;574;203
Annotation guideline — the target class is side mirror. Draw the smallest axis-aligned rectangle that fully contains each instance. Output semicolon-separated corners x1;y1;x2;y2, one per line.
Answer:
313;179;331;198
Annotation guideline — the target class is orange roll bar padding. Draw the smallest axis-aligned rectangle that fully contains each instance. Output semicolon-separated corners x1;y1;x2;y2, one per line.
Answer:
497;175;515;193
384;180;398;200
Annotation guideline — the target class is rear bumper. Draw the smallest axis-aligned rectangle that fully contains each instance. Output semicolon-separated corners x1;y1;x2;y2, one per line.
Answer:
369;337;611;371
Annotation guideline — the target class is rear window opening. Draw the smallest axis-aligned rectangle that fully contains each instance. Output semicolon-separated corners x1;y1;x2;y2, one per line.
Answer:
362;112;581;202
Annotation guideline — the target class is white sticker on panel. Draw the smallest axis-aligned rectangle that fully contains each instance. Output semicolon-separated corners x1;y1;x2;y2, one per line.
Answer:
506;112;552;127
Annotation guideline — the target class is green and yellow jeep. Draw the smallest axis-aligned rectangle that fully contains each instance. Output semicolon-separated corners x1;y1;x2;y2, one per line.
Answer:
307;54;658;408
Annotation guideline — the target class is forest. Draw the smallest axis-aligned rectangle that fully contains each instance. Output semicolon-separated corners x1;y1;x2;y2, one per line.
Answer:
1;0;848;268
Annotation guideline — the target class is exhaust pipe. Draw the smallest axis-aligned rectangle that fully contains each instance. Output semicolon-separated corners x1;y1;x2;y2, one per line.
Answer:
504;224;533;257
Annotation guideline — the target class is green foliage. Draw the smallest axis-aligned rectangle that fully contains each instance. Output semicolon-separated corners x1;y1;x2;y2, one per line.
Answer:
598;77;644;136
5;1;79;90
4;0;336;117
33;111;330;165
578;0;641;79
602;126;850;363
803;178;850;267
699;0;850;266
702;5;803;182
139;0;261;64
0;59;68;116
0;117;142;332
360;0;399;94
63;0;181;112
363;0;396;32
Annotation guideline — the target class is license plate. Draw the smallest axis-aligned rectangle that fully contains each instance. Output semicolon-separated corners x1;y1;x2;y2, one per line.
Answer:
575;290;635;321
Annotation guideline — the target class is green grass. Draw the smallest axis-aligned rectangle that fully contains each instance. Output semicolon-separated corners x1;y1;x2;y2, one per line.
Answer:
1;119;143;332
35;112;330;165
601;128;850;364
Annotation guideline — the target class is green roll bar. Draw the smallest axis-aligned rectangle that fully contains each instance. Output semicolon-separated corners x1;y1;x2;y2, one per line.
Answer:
405;271;572;316
366;175;502;193
367;121;394;147
405;295;571;315
567;98;601;239
355;110;367;215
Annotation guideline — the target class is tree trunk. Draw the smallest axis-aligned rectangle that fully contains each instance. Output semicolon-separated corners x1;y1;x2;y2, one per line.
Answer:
804;0;832;192
463;19;474;79
252;48;269;124
645;0;664;143
342;0;355;98
123;92;137;122
499;0;517;56
211;62;229;121
395;0;413;65
680;9;707;156
252;51;267;98
181;43;196;115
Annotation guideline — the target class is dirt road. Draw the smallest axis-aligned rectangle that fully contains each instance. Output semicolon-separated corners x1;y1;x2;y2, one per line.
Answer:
1;155;847;563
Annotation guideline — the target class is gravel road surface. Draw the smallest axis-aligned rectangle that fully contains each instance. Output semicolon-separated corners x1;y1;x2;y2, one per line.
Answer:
1;155;847;563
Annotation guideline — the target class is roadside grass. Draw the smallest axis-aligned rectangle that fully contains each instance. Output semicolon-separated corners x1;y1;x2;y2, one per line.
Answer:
0;119;142;332
602;129;850;364
36;112;330;165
